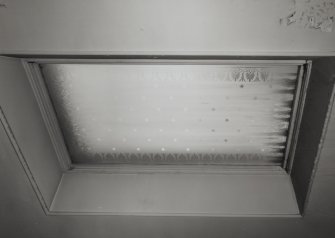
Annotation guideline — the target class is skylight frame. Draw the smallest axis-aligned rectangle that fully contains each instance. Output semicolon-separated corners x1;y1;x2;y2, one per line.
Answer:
4;55;334;216
23;58;309;173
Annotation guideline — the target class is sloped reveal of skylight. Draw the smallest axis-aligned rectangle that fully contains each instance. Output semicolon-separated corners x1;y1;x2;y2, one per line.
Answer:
41;63;299;165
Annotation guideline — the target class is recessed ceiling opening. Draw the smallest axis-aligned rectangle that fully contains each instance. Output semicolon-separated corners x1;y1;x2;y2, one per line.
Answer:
40;62;302;166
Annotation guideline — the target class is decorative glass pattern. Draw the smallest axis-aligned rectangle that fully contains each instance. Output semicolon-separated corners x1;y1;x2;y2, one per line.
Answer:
41;63;300;165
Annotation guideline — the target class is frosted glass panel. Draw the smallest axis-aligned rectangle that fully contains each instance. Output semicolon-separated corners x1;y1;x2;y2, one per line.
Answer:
41;63;300;165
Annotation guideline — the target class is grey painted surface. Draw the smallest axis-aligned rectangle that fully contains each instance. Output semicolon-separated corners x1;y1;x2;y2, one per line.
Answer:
1;0;335;56
290;58;335;213
0;57;63;207
0;66;335;237
51;172;298;215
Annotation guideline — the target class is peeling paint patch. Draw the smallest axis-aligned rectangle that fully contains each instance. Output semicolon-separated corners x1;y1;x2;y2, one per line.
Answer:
280;0;335;32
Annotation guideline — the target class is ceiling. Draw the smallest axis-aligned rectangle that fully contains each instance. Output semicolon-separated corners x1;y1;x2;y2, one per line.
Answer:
1;1;335;237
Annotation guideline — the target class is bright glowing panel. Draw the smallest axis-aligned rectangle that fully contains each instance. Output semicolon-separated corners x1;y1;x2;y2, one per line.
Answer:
41;63;299;165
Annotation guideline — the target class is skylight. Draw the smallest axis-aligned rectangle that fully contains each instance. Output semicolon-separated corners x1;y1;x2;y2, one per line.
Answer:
41;62;301;165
